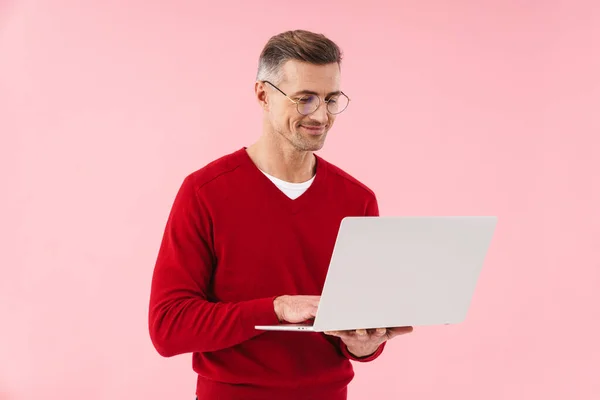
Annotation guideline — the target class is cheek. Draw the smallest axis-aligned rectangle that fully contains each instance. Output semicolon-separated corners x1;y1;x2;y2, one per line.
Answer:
269;106;288;125
288;114;302;128
271;111;298;132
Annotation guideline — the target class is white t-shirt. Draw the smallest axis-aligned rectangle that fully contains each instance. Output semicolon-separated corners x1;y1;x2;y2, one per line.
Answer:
261;170;315;200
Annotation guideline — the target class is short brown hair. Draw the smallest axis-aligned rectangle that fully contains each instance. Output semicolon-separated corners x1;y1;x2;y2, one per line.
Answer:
256;30;343;84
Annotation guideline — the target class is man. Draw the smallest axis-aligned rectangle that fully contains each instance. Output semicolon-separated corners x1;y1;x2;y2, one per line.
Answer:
148;29;413;400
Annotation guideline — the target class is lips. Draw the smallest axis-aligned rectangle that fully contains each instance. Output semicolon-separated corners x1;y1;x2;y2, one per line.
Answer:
301;125;326;134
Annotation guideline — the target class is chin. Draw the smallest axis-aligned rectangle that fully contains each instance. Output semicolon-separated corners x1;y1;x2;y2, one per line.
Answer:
307;144;325;152
301;139;326;152
296;133;327;151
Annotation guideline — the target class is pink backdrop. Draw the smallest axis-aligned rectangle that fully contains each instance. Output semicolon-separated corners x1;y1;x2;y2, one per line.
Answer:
1;1;599;399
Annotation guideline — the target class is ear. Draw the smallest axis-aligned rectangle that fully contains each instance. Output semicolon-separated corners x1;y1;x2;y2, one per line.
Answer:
255;81;269;111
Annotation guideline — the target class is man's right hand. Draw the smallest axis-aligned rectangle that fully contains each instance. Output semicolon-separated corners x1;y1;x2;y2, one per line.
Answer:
273;295;320;323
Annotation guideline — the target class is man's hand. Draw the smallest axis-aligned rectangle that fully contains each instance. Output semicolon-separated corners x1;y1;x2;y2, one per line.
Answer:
273;295;320;323
324;327;413;358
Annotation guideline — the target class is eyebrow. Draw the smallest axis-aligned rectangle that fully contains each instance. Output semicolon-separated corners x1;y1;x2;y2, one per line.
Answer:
290;89;342;97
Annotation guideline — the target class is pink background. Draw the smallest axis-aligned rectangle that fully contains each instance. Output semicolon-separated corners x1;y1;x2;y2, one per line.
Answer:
1;1;599;399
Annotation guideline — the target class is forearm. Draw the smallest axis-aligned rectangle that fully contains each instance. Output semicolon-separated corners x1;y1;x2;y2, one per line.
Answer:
149;295;279;356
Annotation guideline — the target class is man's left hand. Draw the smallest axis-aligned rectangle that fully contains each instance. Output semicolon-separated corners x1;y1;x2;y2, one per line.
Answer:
324;327;413;358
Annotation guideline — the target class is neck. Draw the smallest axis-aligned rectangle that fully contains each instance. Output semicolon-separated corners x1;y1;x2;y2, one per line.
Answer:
246;134;316;183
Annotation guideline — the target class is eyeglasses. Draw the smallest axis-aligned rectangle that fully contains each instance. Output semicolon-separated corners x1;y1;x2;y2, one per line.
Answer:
262;80;350;116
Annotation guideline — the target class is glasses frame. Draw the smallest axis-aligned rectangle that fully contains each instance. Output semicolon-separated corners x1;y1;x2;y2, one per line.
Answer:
262;80;350;116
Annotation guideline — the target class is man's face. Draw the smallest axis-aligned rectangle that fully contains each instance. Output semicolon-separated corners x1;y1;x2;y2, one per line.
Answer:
264;60;341;152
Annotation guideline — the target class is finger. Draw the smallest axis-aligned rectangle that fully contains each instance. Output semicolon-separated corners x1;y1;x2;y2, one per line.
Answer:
356;329;374;342
325;331;354;342
391;326;414;334
374;328;387;337
362;328;387;338
387;326;414;339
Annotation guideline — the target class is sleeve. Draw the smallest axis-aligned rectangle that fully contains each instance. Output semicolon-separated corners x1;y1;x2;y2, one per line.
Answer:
148;175;280;357
365;192;379;217
341;341;386;362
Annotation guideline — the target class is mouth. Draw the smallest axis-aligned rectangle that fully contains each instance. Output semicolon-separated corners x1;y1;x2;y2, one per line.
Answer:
300;125;327;135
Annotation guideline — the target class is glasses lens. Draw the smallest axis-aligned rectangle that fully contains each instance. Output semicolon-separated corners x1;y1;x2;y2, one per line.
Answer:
297;95;320;115
327;94;349;114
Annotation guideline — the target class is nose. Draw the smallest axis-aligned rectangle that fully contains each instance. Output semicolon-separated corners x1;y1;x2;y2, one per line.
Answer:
308;101;329;124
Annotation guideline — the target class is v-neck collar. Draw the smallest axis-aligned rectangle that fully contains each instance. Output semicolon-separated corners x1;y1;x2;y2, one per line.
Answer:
236;147;328;214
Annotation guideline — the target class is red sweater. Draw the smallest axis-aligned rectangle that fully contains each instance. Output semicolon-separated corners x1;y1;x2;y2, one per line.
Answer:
149;148;385;400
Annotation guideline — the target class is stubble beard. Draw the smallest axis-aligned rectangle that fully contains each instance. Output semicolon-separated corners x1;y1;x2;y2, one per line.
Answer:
277;125;328;153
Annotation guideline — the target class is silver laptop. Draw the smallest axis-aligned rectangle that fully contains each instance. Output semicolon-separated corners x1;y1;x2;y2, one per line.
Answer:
255;216;497;332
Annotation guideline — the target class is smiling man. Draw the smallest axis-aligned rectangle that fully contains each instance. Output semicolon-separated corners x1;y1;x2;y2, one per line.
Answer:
148;29;413;400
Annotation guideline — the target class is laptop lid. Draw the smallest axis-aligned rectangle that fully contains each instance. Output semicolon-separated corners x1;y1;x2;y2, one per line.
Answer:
311;216;497;332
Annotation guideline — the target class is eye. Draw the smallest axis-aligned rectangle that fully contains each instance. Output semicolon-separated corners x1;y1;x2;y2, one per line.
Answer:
297;95;319;104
